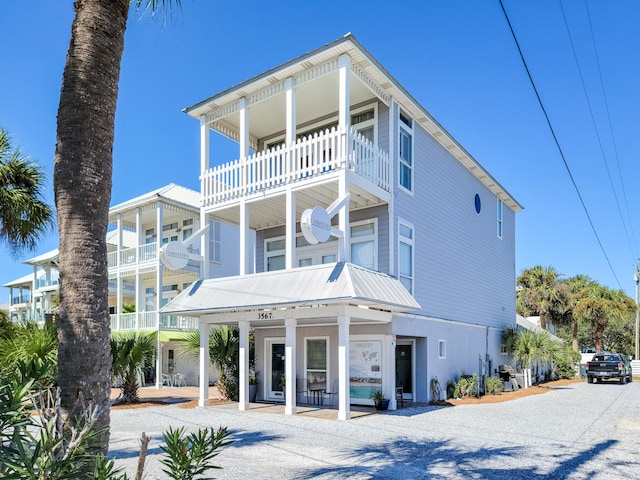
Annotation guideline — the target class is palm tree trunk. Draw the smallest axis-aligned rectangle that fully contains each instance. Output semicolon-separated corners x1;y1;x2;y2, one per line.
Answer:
54;0;129;461
539;312;547;330
572;318;579;352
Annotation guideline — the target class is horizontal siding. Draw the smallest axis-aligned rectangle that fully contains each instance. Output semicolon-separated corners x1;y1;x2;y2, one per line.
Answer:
393;115;516;329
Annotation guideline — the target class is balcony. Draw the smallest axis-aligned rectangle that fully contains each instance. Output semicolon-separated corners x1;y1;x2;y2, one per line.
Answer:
108;243;158;269
201;127;389;207
110;311;199;332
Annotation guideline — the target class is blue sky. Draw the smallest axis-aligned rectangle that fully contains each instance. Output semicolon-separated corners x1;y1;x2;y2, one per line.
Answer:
1;1;639;298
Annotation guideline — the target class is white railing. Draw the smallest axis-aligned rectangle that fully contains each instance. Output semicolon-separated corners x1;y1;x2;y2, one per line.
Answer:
201;127;390;206
107;251;117;268
110;311;199;332
108;243;158;269
139;243;157;262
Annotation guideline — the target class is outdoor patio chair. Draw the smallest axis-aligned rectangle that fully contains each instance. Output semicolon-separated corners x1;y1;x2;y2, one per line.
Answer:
162;373;173;387
326;380;339;406
174;373;187;387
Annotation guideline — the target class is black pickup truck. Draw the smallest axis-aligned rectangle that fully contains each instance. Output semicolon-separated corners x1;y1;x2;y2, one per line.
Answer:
586;353;633;384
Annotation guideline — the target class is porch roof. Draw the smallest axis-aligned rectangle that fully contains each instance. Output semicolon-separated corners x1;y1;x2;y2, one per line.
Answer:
160;262;420;317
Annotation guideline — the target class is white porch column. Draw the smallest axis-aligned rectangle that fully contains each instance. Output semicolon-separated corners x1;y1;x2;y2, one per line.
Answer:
116;214;123;326
285;77;296;144
200;115;210;185
135;208;142;330
383;334;397;410
156;203;164;328
199;321;210;406
239;200;249;275
337;314;351;420
239;97;249;160
338;53;351;164
200;114;211;281
338;173;350;263
238;320;250;411
200;212;209;280
155;341;163;389
285;188;296;270
31;265;37;321
285;317;297;415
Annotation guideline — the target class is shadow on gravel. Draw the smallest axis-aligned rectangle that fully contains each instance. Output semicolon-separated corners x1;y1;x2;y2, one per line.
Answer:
298;438;623;479
226;429;284;448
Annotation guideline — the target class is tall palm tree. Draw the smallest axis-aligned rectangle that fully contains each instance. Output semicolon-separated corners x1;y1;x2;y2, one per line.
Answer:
558;275;596;352
516;265;565;330
110;332;156;404
54;0;178;461
0;128;53;254
574;284;634;354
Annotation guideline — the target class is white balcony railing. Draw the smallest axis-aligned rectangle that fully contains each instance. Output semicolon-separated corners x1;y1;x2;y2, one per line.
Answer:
201;127;390;206
108;243;158;269
110;312;199;332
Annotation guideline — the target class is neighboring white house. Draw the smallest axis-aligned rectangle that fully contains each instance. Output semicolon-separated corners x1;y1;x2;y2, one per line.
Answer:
3;183;249;387
162;33;523;420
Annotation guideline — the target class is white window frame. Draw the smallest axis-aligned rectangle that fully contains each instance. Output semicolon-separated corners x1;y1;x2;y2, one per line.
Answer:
352;104;378;145
304;336;330;391
265;217;379;271
398;110;413;194
265;236;286;272
497;197;503;239
209;220;221;263
350;218;378;270
398;219;415;294
438;340;446;359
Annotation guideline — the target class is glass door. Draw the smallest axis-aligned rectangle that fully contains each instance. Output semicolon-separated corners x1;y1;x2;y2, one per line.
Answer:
396;342;413;399
267;340;285;400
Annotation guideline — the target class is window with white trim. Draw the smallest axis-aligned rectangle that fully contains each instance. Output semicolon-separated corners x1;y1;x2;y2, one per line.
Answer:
399;111;413;192
350;219;377;270
438;340;446;359
497;197;503;239
305;337;329;390
209;220;221;263
399;220;414;294
265;237;286;272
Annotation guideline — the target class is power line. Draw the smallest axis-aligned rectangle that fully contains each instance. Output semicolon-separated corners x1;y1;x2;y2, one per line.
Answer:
558;0;638;263
583;0;639;258
498;0;623;290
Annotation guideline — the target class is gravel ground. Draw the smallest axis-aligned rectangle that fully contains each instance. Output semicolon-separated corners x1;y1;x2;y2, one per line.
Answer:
109;380;640;479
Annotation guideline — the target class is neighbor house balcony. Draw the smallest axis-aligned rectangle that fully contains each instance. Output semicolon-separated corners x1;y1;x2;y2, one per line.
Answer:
110;311;199;332
108;243;158;269
201;127;389;207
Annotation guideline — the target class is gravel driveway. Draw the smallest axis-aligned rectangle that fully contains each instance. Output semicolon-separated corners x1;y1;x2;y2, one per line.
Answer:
109;380;640;479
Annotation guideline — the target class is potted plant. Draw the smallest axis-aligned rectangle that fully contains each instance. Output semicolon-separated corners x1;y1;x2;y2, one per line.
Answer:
249;369;259;402
372;390;389;411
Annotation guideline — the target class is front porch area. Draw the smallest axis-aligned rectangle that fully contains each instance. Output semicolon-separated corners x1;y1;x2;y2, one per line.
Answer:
160;262;420;421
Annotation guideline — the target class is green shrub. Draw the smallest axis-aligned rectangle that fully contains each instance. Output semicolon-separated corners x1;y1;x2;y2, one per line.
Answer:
453;373;478;399
485;376;504;395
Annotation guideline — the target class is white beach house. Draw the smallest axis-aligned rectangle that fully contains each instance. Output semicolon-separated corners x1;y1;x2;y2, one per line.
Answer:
162;34;522;420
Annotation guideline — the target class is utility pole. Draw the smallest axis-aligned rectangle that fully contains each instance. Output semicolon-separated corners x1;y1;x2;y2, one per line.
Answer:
635;261;640;361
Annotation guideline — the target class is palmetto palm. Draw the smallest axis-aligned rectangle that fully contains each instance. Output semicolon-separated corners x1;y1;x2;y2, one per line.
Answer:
53;0;179;461
177;326;240;400
573;285;634;354
110;332;156;404
0;128;53;255
516;265;565;330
